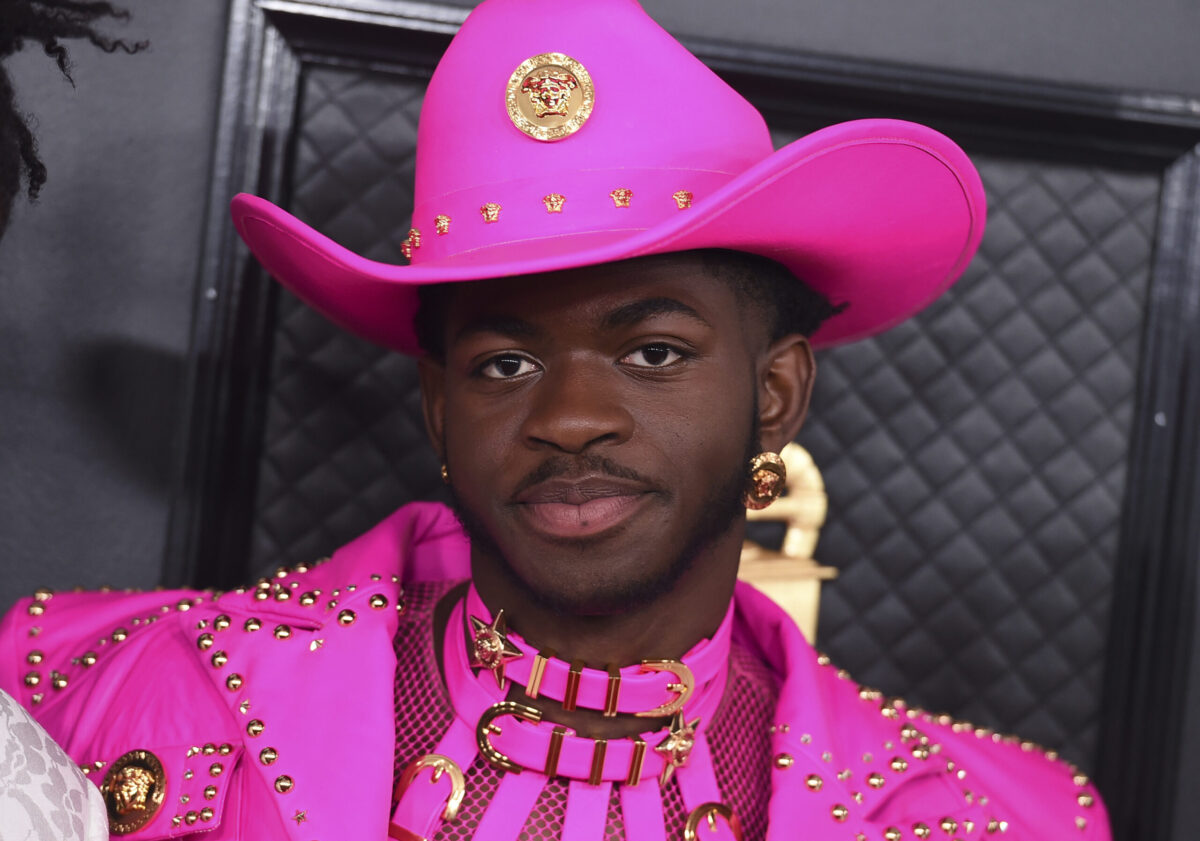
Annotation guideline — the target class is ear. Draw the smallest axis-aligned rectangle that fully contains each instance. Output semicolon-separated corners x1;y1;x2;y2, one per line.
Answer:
755;334;816;453
417;355;448;459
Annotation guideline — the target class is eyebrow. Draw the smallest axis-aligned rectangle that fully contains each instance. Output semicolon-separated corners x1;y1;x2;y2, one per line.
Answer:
601;297;713;331
453;315;543;344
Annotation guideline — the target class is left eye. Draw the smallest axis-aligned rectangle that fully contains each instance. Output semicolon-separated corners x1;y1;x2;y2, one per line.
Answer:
479;354;539;379
621;344;683;368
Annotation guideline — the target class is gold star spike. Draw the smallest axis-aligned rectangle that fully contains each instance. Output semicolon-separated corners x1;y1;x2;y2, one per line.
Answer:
469;610;524;689
292;810;307;824
655;711;700;785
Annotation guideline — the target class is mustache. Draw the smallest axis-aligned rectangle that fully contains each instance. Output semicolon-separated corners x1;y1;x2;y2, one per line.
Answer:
510;455;661;498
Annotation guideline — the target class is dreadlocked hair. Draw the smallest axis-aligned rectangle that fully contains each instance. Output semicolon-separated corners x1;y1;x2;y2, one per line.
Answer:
0;0;146;229
413;249;847;359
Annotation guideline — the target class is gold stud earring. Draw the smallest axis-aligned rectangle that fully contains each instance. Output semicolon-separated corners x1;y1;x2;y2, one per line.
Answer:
441;464;450;485
743;452;786;510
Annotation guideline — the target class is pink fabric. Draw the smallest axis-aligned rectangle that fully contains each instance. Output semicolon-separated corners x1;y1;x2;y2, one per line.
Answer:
619;778;667;841
560;779;611;841
392;716;478;839
390;753;463;841
229;0;986;356
438;599;726;787
0;502;1108;840
465;583;733;716
672;734;733;839
474;770;548;840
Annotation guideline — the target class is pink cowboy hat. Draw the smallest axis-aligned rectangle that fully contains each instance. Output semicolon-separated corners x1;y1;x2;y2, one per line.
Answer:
230;0;986;356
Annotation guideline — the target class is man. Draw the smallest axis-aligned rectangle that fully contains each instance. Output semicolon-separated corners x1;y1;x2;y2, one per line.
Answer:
0;0;1109;838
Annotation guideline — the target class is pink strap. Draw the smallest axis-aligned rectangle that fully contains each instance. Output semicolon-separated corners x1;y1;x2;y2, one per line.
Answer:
449;603;666;781
674;734;741;840
446;601;728;784
561;779;613;841
470;768;546;841
484;710;662;784
466;585;732;715
675;732;721;810
620;776;668;841
389;718;477;840
477;680;726;784
395;591;745;841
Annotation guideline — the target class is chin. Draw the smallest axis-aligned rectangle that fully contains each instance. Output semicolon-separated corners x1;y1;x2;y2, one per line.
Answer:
513;555;689;617
503;515;712;617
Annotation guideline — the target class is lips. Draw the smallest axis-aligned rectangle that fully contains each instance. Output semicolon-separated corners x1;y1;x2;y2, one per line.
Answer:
513;476;654;539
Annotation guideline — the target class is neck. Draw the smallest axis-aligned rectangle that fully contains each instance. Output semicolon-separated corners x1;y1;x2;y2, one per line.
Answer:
458;523;745;739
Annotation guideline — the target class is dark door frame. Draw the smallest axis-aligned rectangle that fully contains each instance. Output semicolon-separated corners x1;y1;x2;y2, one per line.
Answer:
166;2;1200;837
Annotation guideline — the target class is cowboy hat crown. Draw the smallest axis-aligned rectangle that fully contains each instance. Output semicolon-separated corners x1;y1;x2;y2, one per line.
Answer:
413;0;773;236
231;0;986;354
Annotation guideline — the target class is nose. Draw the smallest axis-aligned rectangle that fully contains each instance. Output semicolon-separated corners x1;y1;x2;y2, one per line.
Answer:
521;358;634;453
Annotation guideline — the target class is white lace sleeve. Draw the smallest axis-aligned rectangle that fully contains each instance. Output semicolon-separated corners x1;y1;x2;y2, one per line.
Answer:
0;688;109;840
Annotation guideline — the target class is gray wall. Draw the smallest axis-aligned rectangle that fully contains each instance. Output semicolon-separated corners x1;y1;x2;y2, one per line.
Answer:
643;0;1200;97
0;0;228;606
1;0;1198;613
452;0;1200;97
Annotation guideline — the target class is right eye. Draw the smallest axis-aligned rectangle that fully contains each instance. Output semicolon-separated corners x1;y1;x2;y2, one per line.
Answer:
478;354;539;379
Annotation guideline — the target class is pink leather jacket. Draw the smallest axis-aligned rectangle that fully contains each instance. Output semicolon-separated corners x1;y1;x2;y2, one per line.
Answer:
0;503;1109;839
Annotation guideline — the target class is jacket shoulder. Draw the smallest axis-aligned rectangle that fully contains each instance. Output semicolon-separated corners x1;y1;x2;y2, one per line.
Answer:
0;501;464;839
806;655;1111;840
0;550;408;839
922;709;1109;840
0;585;216;710
732;585;1110;841
0;499;467;709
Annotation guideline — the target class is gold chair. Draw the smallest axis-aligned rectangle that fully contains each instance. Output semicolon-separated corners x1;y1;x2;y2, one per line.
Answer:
738;443;837;643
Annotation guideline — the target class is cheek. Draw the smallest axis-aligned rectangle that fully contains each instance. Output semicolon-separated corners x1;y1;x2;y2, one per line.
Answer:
633;379;753;476
442;390;527;472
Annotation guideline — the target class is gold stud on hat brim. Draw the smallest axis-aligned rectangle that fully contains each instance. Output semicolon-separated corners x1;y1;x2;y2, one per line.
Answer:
229;112;985;358
507;53;595;142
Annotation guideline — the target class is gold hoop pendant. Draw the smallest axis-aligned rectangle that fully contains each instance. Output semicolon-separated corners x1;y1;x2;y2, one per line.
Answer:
393;754;465;821
683;802;743;841
476;701;542;772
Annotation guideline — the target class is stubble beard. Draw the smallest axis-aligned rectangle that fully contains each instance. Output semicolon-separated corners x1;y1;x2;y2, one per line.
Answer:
446;422;760;617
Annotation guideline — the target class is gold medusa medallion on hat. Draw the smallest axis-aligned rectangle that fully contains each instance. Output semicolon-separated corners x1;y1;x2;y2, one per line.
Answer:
507;52;595;142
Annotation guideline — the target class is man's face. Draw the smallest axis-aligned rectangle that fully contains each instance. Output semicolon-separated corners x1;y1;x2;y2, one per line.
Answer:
420;254;769;615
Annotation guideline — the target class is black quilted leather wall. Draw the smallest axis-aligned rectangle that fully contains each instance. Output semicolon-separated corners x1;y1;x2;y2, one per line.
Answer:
249;68;447;567
250;64;1159;770
797;155;1158;769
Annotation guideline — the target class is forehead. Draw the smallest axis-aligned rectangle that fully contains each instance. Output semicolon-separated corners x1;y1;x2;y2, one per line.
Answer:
441;253;745;337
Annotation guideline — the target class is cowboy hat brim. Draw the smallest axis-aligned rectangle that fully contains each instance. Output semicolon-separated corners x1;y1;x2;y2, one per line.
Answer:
231;118;985;355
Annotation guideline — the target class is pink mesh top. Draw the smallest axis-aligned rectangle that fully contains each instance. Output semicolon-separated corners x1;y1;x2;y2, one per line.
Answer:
392;581;776;841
